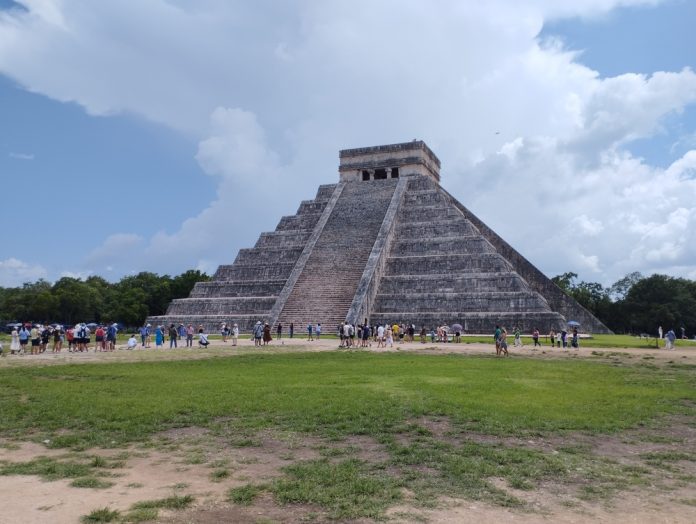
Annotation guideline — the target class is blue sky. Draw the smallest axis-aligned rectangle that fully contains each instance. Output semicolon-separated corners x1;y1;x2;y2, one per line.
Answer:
1;0;695;287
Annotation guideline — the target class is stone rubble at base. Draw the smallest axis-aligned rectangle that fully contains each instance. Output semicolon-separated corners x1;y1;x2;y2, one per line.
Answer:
148;141;610;334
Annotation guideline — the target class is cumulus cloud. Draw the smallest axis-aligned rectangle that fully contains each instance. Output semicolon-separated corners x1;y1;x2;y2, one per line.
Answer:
0;257;48;287
1;0;695;285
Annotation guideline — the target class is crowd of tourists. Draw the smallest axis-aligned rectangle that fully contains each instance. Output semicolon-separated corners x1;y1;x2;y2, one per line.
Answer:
4;322;119;355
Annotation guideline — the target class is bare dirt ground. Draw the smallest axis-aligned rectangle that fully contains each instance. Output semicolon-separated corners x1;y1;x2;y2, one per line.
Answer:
1;338;695;523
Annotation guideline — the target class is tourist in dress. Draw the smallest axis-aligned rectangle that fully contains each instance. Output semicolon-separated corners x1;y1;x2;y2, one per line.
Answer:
263;323;272;346
155;325;164;348
10;328;20;354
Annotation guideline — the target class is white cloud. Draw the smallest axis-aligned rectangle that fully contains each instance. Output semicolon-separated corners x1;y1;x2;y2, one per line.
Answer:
0;257;47;286
1;0;695;285
8;152;34;160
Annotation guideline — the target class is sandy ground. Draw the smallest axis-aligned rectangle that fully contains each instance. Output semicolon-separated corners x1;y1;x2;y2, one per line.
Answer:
1;338;695;523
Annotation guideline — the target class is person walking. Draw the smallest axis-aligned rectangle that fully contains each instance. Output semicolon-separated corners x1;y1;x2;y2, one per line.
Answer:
253;321;264;346
263;323;272;346
665;329;676;350
513;326;522;347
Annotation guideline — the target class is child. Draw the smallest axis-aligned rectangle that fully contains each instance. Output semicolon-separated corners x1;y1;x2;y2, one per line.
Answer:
127;335;138;350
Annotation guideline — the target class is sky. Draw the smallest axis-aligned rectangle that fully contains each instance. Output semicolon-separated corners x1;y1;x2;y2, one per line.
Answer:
0;0;695;288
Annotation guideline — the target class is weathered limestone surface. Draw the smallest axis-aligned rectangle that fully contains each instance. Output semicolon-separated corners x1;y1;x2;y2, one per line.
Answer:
151;141;611;334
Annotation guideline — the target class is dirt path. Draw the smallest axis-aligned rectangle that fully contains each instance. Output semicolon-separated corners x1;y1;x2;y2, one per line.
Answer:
1;336;694;368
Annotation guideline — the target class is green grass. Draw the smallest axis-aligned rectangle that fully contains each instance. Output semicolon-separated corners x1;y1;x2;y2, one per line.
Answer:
0;351;694;517
0;456;93;480
70;476;115;489
122;507;159;522
81;507;120;522
1;352;693;448
130;494;195;510
228;483;267;505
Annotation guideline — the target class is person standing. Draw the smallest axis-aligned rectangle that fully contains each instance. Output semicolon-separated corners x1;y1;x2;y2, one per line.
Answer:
571;327;579;349
155;325;164;348
186;324;194;347
178;324;186;345
658;326;663;339
263;323;272;346
377;324;385;348
316;323;322;340
513;326;522;347
30;325;40;355
307;323;314;341
532;328;540;347
168;324;178;348
232;323;239;346
493;325;502;356
499;328;509;357
289;322;294;339
560;329;568;349
276;323;282;340
665;329;676;350
10;327;20;354
253;321;264;346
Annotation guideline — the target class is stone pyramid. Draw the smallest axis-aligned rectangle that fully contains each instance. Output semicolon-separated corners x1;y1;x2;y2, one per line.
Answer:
149;141;610;334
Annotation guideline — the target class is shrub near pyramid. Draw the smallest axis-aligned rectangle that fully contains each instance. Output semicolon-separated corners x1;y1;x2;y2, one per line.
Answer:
149;141;610;334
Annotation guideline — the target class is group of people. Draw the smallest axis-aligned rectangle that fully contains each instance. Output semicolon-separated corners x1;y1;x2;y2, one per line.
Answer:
493;325;579;357
5;322;119;355
137;323;217;349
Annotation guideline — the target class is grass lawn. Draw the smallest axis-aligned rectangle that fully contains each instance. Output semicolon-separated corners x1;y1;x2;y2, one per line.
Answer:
0;351;695;519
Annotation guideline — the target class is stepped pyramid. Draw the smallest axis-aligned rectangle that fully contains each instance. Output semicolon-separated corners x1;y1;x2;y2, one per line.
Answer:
149;141;610;334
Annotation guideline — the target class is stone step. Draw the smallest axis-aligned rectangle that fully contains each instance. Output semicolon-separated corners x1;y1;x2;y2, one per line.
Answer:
233;246;305;265
190;280;286;298
377;273;531;294
373;292;552;313
214;263;296;281
386;253;512;275
276;212;323;231
370;311;567;333
396;217;478;238
167;296;276;315
254;230;313;249
390;236;494;256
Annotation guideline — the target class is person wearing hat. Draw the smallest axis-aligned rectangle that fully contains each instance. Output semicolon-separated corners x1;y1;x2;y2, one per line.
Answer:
253;321;263;346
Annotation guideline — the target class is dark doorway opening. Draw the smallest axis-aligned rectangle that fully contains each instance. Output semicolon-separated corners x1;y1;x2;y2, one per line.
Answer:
362;170;370;181
374;168;387;180
391;167;399;178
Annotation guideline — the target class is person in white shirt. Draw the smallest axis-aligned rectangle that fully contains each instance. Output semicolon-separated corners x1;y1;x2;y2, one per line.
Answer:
127;335;138;350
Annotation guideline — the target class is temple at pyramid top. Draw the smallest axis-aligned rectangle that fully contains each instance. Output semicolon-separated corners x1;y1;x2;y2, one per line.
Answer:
150;141;610;335
339;140;441;183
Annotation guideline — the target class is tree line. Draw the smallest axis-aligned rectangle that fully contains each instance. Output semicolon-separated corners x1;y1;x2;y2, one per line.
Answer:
552;272;696;336
0;269;694;334
0;270;210;328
